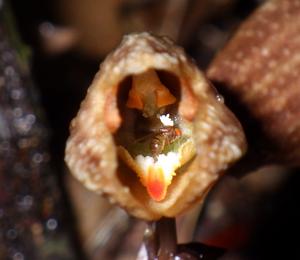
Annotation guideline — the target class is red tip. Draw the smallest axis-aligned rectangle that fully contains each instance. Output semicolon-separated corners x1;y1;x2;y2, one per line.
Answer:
147;179;167;201
146;168;167;201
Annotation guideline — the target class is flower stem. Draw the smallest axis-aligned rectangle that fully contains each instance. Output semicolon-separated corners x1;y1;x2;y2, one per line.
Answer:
157;217;177;260
143;217;177;259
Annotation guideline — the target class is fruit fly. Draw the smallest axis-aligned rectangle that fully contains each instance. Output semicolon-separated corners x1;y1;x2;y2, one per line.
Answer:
150;126;182;157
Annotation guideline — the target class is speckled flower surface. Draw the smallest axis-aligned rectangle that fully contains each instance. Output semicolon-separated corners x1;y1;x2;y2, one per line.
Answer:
208;0;300;165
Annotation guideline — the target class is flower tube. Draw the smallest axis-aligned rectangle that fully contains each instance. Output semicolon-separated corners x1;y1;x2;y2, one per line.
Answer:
65;33;246;220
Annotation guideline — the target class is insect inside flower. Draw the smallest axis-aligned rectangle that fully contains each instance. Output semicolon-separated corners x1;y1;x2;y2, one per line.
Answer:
116;69;196;201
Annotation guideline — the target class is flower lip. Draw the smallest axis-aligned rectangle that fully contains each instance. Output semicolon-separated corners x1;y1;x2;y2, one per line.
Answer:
147;167;167;201
136;152;180;201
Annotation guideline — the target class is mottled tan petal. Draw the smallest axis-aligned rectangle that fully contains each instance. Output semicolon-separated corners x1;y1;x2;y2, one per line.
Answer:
65;32;246;220
207;0;300;165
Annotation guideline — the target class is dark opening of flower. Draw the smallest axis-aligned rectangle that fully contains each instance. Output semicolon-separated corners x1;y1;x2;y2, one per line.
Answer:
115;69;196;201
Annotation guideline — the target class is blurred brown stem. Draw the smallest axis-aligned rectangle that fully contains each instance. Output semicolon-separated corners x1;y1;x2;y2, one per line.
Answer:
144;218;177;259
157;218;177;259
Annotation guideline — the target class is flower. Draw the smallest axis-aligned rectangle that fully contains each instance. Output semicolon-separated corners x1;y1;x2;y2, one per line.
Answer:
65;32;246;220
